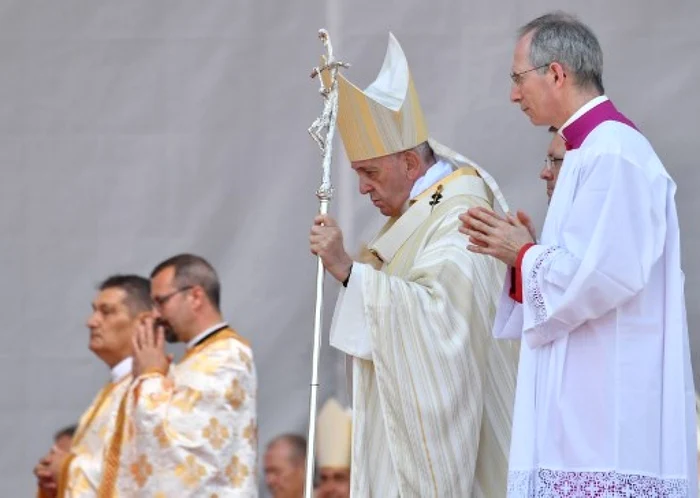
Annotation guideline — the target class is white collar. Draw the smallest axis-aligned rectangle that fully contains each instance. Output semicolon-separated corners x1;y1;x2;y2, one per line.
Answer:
186;322;228;350
409;159;453;199
111;356;133;383
559;95;609;139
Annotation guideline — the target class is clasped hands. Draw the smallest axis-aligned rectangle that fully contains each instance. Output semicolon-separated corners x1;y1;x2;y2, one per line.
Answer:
132;316;174;378
458;207;536;266
33;445;68;496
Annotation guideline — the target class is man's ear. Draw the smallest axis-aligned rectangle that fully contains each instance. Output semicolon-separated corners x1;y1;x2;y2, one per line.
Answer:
189;285;207;311
550;61;566;86
135;310;153;323
403;150;422;180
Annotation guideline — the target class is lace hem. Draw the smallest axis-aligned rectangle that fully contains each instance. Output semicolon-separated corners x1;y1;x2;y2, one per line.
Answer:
508;469;690;497
525;246;559;325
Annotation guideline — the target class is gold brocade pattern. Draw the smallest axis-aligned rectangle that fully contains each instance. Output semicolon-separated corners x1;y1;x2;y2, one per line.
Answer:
225;379;246;409
175;455;207;488
242;419;257;448
153;423;169;448
144;389;170;411
129;454;153;488
202;418;230;450
114;328;257;496
225;456;249;488
171;386;201;413
239;350;253;373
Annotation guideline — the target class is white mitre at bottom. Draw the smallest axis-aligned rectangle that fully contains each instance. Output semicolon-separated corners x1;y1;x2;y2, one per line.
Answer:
316;398;352;469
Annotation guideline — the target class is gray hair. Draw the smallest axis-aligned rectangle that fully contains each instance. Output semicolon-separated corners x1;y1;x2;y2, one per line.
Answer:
412;141;435;166
518;11;604;94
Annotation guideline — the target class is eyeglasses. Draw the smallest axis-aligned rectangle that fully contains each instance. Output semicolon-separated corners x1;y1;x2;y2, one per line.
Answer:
152;286;193;307
510;63;551;85
544;156;564;172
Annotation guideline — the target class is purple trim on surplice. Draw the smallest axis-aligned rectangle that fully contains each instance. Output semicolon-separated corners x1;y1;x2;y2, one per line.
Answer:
561;100;638;150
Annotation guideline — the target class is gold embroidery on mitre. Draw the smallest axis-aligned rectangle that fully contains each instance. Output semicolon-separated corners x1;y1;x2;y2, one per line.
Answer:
334;33;429;162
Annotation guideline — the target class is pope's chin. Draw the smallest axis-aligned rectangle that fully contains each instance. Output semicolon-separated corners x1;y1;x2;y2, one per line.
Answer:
373;201;393;217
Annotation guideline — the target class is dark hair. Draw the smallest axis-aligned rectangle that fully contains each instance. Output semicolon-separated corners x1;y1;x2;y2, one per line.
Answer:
151;254;221;310
518;11;604;94
548;126;558;133
54;424;77;441
267;433;307;464
99;274;152;316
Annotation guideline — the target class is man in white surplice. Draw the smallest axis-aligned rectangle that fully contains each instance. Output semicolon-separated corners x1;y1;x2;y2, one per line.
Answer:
309;33;519;497
460;12;697;497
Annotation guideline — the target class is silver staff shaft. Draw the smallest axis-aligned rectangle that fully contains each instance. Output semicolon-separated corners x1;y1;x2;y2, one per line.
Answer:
304;29;348;498
304;198;329;498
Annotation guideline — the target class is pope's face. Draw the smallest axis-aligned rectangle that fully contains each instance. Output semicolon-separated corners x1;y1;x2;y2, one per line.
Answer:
351;152;415;217
317;467;350;498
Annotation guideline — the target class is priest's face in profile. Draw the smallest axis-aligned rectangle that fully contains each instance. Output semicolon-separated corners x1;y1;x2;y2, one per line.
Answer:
352;149;423;217
510;32;558;126
541;132;566;202
150;265;192;343
86;287;139;367
317;467;350;498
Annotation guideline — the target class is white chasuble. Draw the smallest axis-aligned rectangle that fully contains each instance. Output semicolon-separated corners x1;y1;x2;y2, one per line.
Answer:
331;166;520;497
118;328;258;497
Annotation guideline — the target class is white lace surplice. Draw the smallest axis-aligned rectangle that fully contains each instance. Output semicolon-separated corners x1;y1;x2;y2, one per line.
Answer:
496;120;696;497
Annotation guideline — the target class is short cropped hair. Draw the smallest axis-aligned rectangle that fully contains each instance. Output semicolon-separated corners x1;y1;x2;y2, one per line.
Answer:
151;254;221;310
98;274;152;316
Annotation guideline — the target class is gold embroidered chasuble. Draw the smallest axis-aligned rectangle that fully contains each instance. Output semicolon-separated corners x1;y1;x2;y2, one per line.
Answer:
116;328;258;497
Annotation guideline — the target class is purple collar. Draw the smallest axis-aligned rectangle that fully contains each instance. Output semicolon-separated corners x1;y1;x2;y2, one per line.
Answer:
561;100;638;150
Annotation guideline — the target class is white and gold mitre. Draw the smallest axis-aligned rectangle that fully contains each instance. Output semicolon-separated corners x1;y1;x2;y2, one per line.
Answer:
336;33;428;162
316;398;352;469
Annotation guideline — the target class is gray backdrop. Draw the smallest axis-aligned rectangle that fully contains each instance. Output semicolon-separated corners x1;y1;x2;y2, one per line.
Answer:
2;1;698;496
